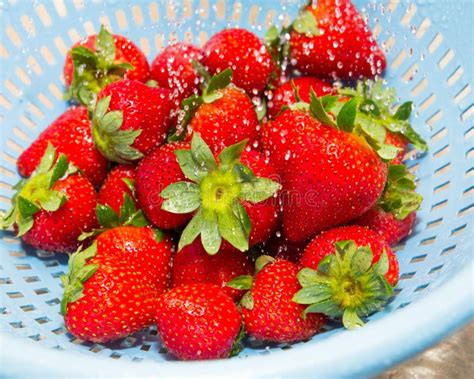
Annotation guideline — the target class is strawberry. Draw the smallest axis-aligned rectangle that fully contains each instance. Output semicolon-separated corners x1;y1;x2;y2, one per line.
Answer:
230;256;325;343
64;26;149;106
356;207;417;246
267;77;334;119
172;69;259;154
135;142;192;230
300;225;399;286
97;164;136;214
61;236;166;343
156;134;280;254
289;0;386;79
150;43;203;105
295;225;399;329
155;284;242;360
171;239;253;301
356;163;422;246
93;79;174;163
1;145;97;253
17;106;108;188
202;28;273;95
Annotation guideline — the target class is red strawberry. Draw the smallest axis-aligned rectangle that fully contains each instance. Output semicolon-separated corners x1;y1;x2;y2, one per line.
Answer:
234;257;325;343
64;26;149;106
154;134;280;254
1;145;97;253
267;77;334;119
155;284;242;360
356;207;416;246
203;28;273;95
171;240;253;301
17;106;108;188
135;142;192;229
300;225;399;285
61;241;163;343
93;79;174;163
98;164;136;214
295;225;399;329
289;0;386;79
151;43;203;105
95;226;174;291
385;131;408;164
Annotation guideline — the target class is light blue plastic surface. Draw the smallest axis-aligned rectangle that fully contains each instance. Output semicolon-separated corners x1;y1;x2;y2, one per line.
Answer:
0;1;473;377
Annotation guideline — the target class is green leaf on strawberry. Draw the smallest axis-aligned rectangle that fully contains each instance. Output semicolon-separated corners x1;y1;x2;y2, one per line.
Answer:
65;25;135;108
91;95;143;164
60;242;99;315
293;240;395;329
293;9;320;36
378;164;423;220
161;134;281;254
0;144;73;236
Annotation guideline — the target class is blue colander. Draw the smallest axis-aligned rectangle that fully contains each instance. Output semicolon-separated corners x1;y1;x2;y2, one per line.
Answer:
0;0;473;377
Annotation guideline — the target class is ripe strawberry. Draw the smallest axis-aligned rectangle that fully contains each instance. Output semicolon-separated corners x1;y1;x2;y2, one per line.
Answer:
203;28;273;95
64;26;149;106
98;165;136;214
61;240;163;343
267;77;334;119
300;225;399;286
385;131;408;164
295;225;399;329
172;69;259;154
171;240;253;301
356;207;416;246
17;106;108;188
93;79;174;163
231;257;325;343
1;145;97;253
151;43;203;105
155;284;242;360
289;0;386;79
155;134;280;254
135;142;192;229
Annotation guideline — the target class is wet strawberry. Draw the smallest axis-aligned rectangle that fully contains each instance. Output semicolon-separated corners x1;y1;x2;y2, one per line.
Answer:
1;145;97;253
232;257;326;343
17;106;108;188
289;0;386;79
97;165;136;214
203;28;273;95
171;239;253;301
64;26;149;106
385;131;409;164
155;284;242;360
295;225;399;329
151;43;203;105
267;77;334;118
93;79;174;163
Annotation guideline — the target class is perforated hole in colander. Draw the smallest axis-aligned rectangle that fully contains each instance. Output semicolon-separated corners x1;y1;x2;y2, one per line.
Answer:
0;0;472;376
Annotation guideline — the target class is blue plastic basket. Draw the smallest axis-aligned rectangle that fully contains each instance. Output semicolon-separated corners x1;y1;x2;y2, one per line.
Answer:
0;0;473;377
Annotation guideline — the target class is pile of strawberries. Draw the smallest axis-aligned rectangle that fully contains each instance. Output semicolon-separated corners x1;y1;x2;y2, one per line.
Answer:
0;0;427;361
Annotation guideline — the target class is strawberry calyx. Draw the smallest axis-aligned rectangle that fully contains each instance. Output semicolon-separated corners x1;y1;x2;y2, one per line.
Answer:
378;164;423;220
338;80;428;152
0;144;76;236
65;25;135;108
161;135;280;254
168;68;233;142
229;324;246;357
293;240;394;329
227;255;276;310
91;95;143;164
60;242;98;315
78;191;149;242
